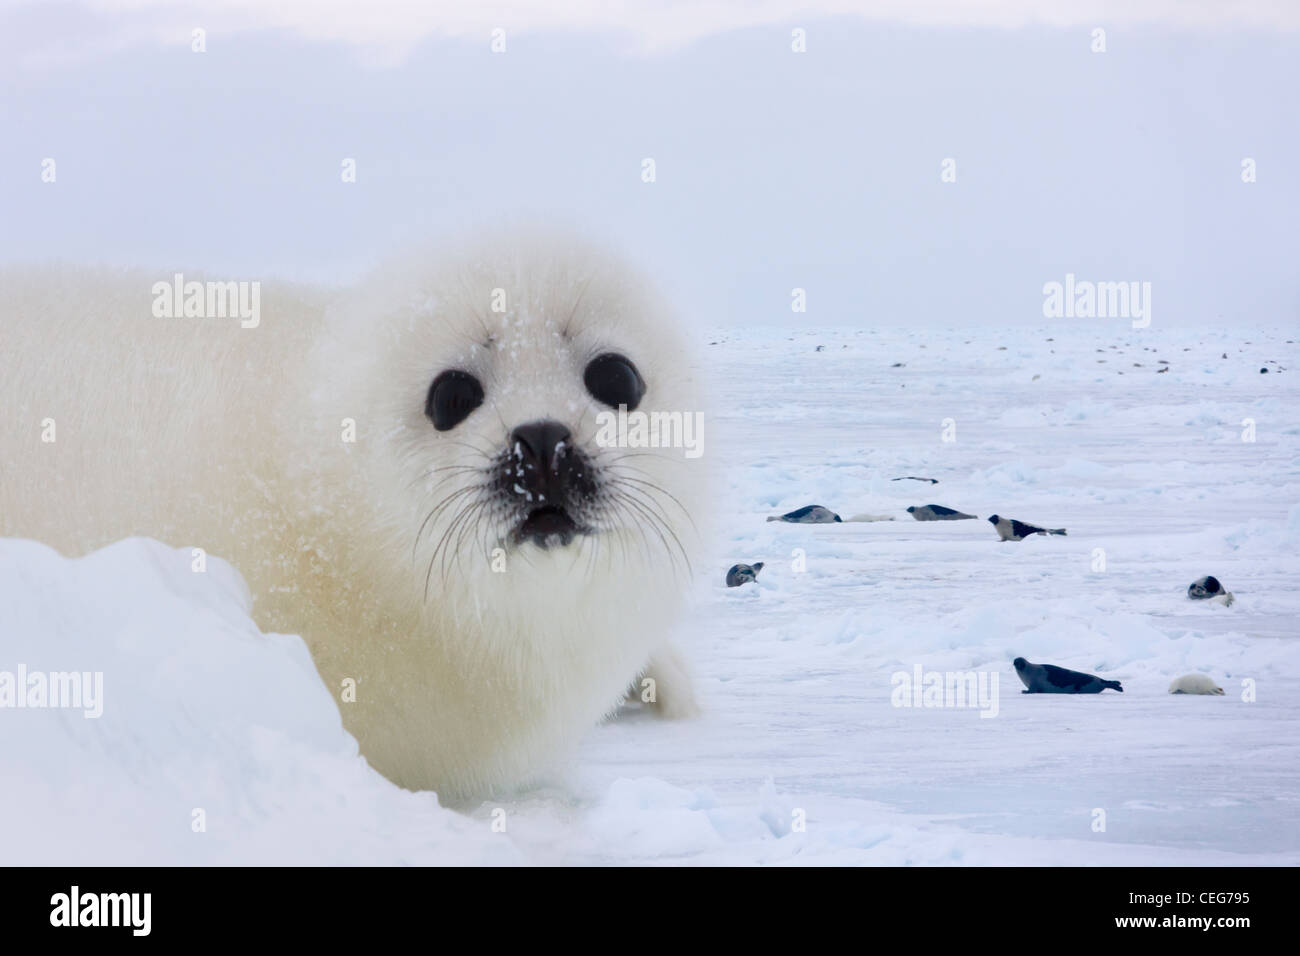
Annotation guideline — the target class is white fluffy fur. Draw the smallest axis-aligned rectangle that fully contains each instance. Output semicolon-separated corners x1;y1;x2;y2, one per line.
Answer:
0;235;709;802
1168;673;1225;696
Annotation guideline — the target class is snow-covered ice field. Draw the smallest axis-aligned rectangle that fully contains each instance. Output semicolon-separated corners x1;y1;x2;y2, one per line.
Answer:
3;322;1297;865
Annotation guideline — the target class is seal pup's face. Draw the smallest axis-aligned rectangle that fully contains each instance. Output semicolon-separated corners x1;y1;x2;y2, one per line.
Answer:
427;352;645;553
335;237;706;613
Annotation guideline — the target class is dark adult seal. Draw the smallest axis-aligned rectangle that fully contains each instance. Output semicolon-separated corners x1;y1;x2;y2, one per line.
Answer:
988;515;1066;541
1013;657;1122;694
725;562;764;587
767;505;841;523
1187;575;1234;605
907;504;976;521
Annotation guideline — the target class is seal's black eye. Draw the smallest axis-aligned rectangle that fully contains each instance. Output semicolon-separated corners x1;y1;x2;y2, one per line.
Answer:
583;353;645;410
426;370;484;431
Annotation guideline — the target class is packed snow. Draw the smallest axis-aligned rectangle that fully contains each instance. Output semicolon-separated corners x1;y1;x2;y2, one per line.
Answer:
2;322;1297;865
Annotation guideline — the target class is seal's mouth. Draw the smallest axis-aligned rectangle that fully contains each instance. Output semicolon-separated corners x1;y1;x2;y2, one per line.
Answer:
514;506;584;549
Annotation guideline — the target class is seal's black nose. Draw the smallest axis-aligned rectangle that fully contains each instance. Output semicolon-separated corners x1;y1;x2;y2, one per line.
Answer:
512;420;571;469
510;420;574;500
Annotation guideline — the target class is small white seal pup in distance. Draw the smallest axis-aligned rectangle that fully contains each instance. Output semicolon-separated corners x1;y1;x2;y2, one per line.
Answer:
1169;674;1225;695
1188;575;1235;606
987;515;1067;541
0;234;710;803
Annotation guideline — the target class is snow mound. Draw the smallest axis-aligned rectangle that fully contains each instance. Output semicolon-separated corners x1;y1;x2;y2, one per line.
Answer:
0;538;518;865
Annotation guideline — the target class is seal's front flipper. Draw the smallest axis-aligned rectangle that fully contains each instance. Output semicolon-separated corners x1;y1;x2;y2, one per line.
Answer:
639;643;700;719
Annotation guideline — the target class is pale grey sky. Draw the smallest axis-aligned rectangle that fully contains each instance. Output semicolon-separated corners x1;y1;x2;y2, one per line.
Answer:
2;0;1296;328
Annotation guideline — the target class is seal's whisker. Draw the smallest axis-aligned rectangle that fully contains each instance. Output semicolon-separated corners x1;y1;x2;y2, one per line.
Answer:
620;481;685;542
427;498;481;600
447;498;491;583
605;494;652;568
434;498;484;586
609;485;691;578
441;438;497;461
608;490;670;572
602;472;696;528
414;486;476;559
595;449;693;467
416;485;481;552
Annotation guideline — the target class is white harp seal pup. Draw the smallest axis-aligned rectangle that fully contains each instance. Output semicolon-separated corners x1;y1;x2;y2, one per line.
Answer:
0;235;710;803
1169;673;1225;695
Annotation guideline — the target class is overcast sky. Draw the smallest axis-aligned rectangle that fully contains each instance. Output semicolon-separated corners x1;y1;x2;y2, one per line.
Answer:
2;0;1296;328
